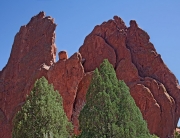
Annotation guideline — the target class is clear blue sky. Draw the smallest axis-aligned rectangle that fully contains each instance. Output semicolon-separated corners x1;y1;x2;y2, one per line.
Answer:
0;1;180;126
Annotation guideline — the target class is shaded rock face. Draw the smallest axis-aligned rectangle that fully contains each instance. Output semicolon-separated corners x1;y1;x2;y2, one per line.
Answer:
79;16;180;137
72;72;93;135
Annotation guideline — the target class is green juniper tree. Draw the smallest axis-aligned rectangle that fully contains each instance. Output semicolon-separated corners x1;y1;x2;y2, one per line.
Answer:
12;77;72;138
79;59;154;138
175;129;180;138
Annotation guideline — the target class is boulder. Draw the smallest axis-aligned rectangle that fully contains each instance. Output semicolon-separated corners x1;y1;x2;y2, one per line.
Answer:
58;51;68;60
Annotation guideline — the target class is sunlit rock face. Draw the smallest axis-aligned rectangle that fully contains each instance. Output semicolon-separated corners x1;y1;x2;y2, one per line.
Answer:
0;11;57;138
0;12;179;138
0;11;85;138
47;52;84;121
79;16;180;138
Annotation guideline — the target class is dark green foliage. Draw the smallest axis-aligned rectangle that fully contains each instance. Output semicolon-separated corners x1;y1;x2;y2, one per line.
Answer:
79;59;154;138
12;77;72;138
175;131;180;138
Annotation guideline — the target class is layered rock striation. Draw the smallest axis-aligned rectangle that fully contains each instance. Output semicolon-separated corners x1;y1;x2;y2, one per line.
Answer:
0;12;179;138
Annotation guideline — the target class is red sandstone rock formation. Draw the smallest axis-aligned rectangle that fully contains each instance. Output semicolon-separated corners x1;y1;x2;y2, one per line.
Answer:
0;12;85;138
58;51;68;60
79;16;180;138
0;12;180;138
0;11;57;138
72;72;93;135
47;52;84;120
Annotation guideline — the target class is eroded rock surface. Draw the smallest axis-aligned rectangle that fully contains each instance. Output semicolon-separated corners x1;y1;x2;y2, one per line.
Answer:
79;35;116;72
0;12;57;138
0;12;179;138
72;72;93;135
59;51;68;60
79;16;180;138
47;52;84;120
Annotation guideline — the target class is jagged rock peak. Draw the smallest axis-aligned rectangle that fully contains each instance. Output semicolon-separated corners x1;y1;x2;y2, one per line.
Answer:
26;11;56;27
130;20;138;27
113;15;127;29
0;11;57;138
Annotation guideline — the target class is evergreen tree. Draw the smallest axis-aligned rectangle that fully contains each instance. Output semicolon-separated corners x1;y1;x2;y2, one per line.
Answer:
79;59;154;138
12;77;72;138
175;130;180;138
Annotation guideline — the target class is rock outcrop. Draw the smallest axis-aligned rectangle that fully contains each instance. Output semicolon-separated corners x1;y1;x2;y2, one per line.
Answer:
79;16;180;137
0;11;57;138
0;12;179;138
72;72;93;135
47;52;84;120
